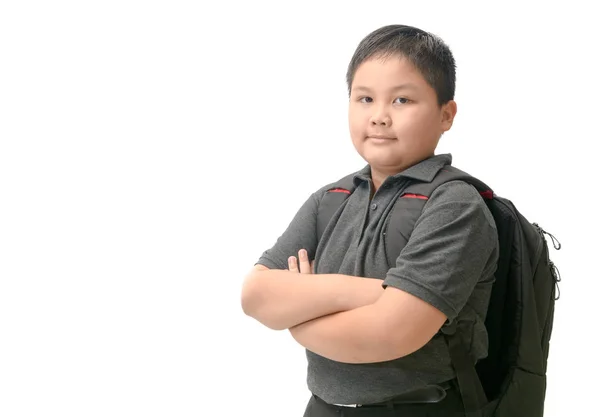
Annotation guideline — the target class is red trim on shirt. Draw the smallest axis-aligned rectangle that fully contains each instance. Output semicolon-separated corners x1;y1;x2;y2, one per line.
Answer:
402;193;429;200
329;188;351;194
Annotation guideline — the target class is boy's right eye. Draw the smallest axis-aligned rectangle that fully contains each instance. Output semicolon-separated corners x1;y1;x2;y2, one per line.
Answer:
358;97;373;103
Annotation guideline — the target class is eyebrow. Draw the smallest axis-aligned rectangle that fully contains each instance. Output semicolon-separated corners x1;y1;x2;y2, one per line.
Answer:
352;84;419;93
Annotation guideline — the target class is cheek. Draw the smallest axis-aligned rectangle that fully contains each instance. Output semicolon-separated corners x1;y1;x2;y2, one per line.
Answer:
393;108;436;134
348;121;364;151
348;109;365;136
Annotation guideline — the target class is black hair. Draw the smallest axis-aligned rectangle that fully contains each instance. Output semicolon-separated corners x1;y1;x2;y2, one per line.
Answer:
346;25;456;106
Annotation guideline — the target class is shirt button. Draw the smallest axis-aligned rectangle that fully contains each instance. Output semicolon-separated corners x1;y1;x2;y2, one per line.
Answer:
371;203;377;210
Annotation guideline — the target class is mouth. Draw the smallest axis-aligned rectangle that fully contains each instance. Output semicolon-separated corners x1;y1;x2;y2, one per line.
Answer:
366;135;396;142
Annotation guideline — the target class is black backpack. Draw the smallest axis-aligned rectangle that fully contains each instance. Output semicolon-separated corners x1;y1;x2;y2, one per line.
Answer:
316;164;562;417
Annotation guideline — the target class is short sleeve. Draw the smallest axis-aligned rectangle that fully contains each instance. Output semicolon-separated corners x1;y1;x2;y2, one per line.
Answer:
382;181;498;323
256;191;321;270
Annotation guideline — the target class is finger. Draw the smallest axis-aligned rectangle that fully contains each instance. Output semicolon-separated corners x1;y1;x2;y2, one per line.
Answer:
298;249;311;274
310;260;315;274
288;256;299;273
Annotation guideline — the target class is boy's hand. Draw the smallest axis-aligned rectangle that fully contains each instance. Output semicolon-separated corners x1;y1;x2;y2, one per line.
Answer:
288;249;314;274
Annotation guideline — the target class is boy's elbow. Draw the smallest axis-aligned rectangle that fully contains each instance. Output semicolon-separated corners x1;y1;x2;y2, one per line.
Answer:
242;300;287;331
241;274;261;317
241;275;285;330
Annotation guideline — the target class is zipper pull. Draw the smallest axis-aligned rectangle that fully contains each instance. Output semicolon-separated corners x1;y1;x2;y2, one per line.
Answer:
549;261;562;300
533;223;562;250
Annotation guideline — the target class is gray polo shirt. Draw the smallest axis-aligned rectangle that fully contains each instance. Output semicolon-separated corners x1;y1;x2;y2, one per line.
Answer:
256;154;499;405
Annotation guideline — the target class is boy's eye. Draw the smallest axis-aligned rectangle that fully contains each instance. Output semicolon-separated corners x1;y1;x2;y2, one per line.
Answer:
394;97;410;104
358;97;410;104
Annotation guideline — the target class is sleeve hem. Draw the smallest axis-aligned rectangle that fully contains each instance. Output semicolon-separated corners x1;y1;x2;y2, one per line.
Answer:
255;257;285;270
383;274;459;322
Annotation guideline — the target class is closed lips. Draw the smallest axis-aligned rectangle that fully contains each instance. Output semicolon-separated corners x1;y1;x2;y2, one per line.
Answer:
368;135;396;140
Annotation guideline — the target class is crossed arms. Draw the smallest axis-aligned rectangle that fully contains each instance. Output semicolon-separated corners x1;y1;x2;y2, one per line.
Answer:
240;181;498;364
240;249;447;364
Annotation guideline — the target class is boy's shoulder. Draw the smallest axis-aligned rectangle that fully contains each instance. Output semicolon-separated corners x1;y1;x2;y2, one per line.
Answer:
428;179;489;204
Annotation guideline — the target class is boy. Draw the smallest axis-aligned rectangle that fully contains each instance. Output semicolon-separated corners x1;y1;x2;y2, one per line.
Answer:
241;24;499;416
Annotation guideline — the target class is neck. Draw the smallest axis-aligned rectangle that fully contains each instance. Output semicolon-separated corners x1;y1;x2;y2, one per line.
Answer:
370;172;386;193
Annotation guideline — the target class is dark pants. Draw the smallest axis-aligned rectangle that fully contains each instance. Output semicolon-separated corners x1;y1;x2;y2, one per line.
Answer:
302;386;465;417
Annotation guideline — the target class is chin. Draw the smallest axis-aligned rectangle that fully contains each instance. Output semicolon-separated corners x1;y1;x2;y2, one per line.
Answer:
363;154;407;171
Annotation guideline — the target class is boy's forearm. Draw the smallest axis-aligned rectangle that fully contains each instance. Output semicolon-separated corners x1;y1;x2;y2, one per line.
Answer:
241;269;384;330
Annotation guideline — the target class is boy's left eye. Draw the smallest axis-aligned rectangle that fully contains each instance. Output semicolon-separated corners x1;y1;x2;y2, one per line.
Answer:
394;97;410;104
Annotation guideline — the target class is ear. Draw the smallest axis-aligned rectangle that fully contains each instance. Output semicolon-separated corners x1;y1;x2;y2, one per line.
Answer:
440;100;457;132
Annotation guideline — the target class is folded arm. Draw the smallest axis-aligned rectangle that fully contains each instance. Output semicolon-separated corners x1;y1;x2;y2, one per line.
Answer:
288;286;447;363
241;264;384;330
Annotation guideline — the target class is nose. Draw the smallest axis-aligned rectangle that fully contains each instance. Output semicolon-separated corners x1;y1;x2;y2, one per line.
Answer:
369;105;392;127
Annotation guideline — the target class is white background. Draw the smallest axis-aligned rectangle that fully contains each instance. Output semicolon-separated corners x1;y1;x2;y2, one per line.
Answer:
1;1;597;416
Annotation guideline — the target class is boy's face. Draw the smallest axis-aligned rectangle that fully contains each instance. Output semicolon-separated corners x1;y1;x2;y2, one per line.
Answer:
348;56;457;178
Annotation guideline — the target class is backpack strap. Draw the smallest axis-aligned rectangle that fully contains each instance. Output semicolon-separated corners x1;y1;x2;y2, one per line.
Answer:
441;321;490;413
384;166;493;265
385;165;493;413
316;173;357;242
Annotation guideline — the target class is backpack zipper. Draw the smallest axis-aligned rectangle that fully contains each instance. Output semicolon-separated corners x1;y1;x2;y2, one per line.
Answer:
532;223;562;300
